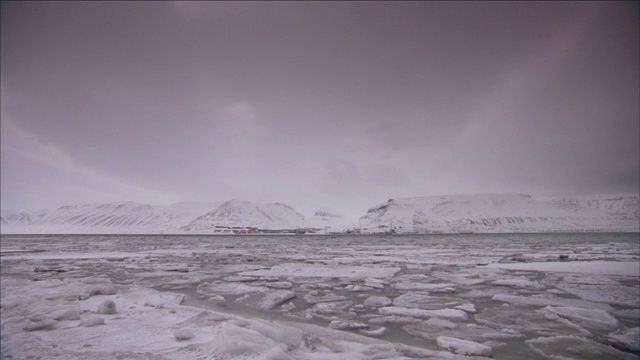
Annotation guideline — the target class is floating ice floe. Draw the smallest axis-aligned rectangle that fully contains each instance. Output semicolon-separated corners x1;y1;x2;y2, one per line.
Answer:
3;277;452;359
526;335;638;360
475;307;593;337
543;306;619;331
555;283;640;308
235;289;296;310
404;319;523;342
363;296;393;307
393;291;464;310
379;306;468;320
2;233;638;359
484;260;640;276
436;336;493;357
492;277;546;290
241;263;401;278
602;327;640;353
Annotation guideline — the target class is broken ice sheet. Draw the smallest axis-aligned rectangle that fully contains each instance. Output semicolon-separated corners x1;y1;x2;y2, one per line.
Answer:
526;335;638;360
392;291;466;310
241;263;401;278
475;307;593;337
2;233;638;360
404;318;523;341
555;283;640;307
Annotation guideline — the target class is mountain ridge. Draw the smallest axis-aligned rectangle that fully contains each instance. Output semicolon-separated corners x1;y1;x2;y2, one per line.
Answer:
2;193;638;234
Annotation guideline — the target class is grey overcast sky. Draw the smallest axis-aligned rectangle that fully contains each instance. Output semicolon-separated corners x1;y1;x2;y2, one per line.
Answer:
1;1;639;218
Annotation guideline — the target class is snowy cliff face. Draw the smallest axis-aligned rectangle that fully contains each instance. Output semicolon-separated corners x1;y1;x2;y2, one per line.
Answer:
308;208;353;232
547;194;639;218
181;200;308;233
37;202;160;227
3;210;48;225
3;202;175;234
356;194;640;234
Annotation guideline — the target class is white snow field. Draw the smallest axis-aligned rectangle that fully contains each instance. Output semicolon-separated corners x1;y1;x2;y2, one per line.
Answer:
1;233;639;359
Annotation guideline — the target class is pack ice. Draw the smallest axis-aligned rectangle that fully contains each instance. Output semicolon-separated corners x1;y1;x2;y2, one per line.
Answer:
1;233;638;359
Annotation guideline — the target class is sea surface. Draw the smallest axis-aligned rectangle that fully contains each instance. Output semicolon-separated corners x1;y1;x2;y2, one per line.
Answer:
1;233;639;359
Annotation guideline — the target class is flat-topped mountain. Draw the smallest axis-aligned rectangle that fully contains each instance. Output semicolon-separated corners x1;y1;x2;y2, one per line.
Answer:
356;194;639;233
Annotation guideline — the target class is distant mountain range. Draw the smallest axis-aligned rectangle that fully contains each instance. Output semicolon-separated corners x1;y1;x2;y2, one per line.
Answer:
356;194;639;234
1;194;638;234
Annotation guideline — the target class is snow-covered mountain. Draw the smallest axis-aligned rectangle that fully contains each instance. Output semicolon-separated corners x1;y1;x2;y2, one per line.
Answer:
546;194;639;219
1;194;638;234
1;202;179;234
308;208;353;233
181;200;309;233
356;194;640;233
0;200;313;234
2;210;48;225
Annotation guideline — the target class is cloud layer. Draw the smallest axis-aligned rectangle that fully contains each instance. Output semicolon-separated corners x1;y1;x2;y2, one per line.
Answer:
2;2;638;218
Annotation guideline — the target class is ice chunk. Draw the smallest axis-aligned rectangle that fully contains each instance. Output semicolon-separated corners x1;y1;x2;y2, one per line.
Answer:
177;311;234;327
303;290;349;305
614;308;640;322
485;260;640;276
492;277;545;290
404;320;523;341
455;303;477;313
527;335;637;360
475;307;592;337
543;306;619;331
258;290;296;310
560;274;621;285
393;282;456;291
235;290;296;310
344;284;373;292
313;300;353;313
79;316;105;327
363;296;392;307
393;291;463;310
223;275;256;282
328;320;368;330
359;327;387;337
207;294;227;307
492;294;613;310
220;322;275;355
248;319;303;350
436;336;493;357
198;281;267;296
266;281;293;289
556;283;640;307
602;327;640;353
97;300;117;314
173;328;195;341
23;319;56;331
241;263;400;278
364;278;387;289
425;317;457;329
81;277;113;284
379;307;468;321
49;306;80;321
86;284;117;297
368;316;421;325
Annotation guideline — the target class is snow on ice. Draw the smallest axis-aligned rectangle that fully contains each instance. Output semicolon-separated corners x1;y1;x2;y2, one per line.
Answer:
0;233;638;359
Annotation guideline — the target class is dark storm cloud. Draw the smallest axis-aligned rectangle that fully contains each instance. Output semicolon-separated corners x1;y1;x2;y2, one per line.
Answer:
1;1;638;218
